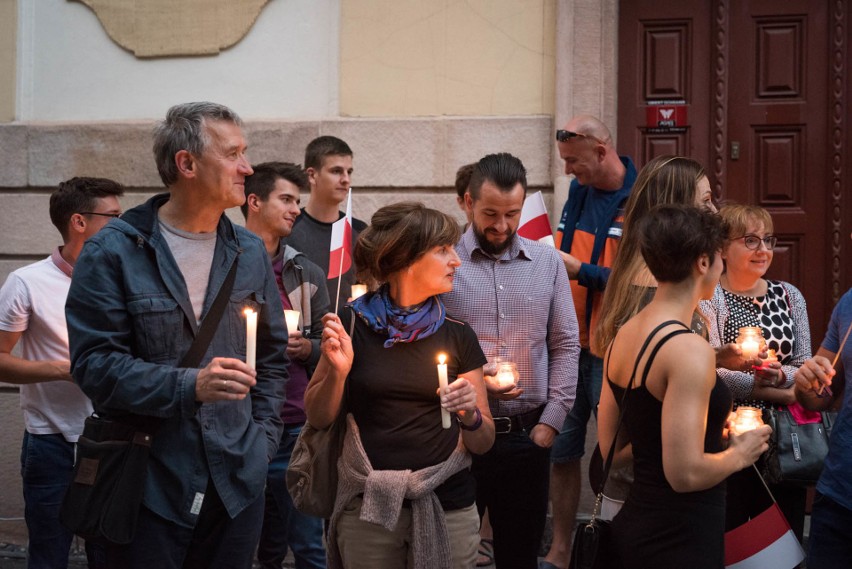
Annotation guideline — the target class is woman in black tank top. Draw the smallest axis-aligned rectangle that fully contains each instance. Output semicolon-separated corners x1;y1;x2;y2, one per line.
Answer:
597;205;771;568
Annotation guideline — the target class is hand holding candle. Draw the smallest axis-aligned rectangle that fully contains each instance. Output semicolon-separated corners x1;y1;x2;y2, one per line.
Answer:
244;308;257;369
437;354;451;429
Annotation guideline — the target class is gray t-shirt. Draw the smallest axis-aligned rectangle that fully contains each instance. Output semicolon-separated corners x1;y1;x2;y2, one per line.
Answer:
159;218;217;323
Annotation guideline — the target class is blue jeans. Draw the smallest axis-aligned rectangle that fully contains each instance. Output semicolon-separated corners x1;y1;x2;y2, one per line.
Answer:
20;431;103;569
808;492;852;569
257;423;326;569
551;349;603;463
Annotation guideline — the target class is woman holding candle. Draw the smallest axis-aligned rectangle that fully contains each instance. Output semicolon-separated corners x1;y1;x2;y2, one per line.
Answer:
305;202;494;569
598;204;770;569
700;203;812;541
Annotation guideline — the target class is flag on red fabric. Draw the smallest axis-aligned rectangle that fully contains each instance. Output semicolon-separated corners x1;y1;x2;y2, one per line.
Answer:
518;191;554;246
328;189;352;280
724;502;804;569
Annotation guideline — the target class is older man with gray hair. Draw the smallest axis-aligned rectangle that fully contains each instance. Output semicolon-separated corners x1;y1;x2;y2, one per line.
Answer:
66;102;288;568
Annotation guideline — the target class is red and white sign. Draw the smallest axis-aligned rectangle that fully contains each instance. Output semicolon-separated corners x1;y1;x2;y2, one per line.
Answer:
724;503;804;569
518;191;554;246
645;101;688;128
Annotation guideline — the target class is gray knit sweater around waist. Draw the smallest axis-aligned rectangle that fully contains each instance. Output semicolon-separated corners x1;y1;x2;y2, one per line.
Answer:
327;414;472;569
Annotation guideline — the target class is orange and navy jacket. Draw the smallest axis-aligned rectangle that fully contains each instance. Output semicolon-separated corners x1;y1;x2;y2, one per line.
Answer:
555;156;637;347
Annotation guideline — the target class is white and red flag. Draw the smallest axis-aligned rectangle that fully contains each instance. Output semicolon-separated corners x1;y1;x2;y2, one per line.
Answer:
518;191;554;246
724;502;804;569
328;189;353;280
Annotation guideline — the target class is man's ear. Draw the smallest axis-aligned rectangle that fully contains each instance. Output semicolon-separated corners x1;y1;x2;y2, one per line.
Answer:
305;167;317;187
464;192;474;210
175;150;195;178
246;193;262;213
68;213;87;236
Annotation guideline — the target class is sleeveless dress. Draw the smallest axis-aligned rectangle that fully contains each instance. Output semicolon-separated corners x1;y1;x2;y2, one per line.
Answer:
608;322;733;569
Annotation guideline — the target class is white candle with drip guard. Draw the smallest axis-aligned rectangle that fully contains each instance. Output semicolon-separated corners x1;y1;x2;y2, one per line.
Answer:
351;284;368;300
244;308;257;369
283;310;300;334
437;353;451;429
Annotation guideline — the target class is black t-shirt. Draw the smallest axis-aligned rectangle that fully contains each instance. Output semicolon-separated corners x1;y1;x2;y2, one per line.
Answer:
348;315;486;509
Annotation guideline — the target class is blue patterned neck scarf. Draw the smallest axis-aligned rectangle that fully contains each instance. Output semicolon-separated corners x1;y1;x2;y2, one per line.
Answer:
350;285;446;348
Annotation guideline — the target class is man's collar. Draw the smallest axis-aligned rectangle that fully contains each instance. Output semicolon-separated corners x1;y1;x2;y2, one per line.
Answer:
51;246;74;277
461;226;530;261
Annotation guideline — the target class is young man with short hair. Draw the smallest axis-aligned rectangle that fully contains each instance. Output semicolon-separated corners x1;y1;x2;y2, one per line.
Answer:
0;176;123;569
283;136;367;312
242;162;329;569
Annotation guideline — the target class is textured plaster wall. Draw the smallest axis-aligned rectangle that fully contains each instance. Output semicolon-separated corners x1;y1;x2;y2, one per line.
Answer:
340;0;556;117
16;0;339;120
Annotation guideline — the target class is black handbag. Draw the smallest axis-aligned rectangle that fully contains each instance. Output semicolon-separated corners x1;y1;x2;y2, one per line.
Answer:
60;259;238;543
761;405;837;486
571;321;689;569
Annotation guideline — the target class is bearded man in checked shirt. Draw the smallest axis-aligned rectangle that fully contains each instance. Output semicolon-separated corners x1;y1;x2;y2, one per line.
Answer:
442;152;580;569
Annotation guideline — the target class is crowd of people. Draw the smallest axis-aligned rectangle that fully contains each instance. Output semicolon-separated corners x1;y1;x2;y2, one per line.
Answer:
1;100;850;569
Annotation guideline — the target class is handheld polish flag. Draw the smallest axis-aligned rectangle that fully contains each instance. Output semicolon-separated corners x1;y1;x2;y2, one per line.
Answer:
328;189;353;312
724;501;804;569
518;191;554;246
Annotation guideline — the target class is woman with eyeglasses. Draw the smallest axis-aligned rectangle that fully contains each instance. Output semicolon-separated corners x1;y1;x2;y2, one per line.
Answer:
700;203;812;542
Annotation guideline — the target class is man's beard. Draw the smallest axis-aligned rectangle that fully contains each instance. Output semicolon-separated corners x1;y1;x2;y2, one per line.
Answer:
473;224;515;256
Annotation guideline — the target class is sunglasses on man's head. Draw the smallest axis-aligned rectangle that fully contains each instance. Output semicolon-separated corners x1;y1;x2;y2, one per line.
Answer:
555;130;606;144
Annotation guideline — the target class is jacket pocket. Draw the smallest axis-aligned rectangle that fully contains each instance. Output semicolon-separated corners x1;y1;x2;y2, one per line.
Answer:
127;296;183;362
229;290;265;356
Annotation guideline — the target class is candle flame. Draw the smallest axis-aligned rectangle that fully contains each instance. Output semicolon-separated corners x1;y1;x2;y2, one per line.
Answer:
438;353;447;365
244;307;256;317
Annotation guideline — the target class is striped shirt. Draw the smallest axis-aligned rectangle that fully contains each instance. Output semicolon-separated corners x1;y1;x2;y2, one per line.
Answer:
441;228;580;430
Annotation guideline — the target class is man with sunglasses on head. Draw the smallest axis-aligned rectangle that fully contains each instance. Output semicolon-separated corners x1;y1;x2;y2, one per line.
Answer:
0;177;123;569
542;115;637;569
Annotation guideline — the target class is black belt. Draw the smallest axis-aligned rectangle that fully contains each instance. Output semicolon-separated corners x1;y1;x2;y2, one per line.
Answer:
492;406;544;434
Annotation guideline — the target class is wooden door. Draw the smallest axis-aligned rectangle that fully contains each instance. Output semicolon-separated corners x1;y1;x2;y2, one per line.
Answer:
618;0;847;344
724;0;830;343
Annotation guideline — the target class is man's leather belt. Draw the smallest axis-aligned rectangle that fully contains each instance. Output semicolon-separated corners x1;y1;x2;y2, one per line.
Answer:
492;406;545;434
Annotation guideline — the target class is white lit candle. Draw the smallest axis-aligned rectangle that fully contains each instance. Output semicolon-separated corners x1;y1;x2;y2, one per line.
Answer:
741;338;760;360
244;308;257;369
437;353;451;429
283;310;300;334
351;284;368;300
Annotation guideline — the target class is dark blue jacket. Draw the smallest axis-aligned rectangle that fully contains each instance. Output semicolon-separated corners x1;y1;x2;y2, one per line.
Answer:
66;193;288;528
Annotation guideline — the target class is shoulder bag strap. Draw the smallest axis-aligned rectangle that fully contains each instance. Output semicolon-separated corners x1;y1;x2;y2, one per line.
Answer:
180;256;239;368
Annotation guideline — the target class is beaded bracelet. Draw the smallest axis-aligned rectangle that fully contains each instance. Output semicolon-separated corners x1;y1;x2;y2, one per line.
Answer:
457;407;483;431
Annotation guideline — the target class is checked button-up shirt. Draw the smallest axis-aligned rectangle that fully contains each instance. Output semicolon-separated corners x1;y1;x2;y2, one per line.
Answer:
441;227;580;431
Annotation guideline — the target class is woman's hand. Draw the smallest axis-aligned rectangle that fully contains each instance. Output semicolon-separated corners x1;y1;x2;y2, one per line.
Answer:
440;377;477;415
319;313;353;375
754;361;784;388
716;342;764;371
728;424;772;470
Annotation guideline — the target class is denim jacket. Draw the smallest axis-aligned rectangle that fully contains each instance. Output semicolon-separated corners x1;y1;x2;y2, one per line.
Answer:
66;193;288;528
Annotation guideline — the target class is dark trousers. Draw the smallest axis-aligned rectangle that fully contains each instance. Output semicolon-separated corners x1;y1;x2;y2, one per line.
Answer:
103;480;264;569
808;492;852;569
725;467;807;542
472;431;551;569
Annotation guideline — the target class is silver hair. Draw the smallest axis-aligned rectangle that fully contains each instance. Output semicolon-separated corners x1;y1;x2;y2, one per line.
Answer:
152;102;243;186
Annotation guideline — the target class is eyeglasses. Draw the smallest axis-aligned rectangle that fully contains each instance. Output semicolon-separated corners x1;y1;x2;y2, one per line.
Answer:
732;234;777;250
79;211;121;219
555;129;608;145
